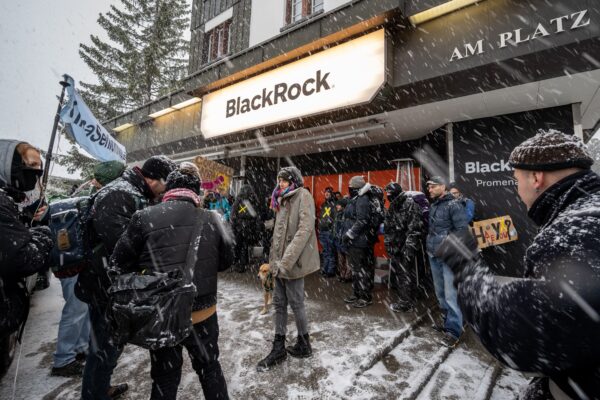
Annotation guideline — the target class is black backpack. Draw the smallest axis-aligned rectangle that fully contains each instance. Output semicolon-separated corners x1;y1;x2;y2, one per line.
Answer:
367;185;385;241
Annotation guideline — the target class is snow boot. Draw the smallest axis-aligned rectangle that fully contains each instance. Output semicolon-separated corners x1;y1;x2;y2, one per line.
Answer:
286;333;312;358
257;334;287;371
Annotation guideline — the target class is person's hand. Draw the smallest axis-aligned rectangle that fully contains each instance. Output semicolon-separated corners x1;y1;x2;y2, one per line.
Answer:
33;205;48;222
435;230;479;274
271;261;280;277
30;225;54;252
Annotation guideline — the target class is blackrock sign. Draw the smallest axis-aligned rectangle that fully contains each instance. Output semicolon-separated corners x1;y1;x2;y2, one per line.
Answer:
200;29;386;139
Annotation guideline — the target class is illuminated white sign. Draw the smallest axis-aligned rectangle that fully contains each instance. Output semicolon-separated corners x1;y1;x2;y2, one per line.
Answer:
201;29;386;138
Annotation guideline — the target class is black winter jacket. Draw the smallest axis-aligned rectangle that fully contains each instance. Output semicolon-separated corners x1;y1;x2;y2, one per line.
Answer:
454;170;600;399
318;198;336;232
343;185;372;249
384;192;425;260
110;198;233;311
75;168;150;305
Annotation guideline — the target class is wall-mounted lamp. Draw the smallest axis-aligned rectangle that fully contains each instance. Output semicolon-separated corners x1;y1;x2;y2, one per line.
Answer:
408;0;483;25
112;123;134;133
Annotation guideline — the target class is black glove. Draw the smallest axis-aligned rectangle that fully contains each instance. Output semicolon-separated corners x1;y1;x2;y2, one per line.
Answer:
30;225;54;250
435;229;479;274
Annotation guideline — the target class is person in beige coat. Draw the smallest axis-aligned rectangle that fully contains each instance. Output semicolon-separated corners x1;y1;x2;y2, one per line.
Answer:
256;166;320;372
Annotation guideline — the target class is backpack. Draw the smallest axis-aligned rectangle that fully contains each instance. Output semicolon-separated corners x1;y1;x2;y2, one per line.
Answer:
405;191;430;231
366;185;385;239
48;196;95;279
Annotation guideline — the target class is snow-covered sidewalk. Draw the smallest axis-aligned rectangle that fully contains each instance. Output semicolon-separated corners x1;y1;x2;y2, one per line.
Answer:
0;271;528;399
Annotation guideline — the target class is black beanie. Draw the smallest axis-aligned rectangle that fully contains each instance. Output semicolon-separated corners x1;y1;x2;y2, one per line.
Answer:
277;166;303;187
509;129;594;171
165;164;202;195
141;155;177;181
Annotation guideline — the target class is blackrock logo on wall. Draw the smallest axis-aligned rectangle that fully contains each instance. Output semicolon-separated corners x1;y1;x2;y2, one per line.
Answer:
200;29;385;139
465;160;516;187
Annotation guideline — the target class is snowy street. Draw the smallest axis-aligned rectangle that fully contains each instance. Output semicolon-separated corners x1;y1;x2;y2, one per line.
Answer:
0;270;528;399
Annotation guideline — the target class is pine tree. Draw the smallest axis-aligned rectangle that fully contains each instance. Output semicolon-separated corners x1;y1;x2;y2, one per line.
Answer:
79;0;190;121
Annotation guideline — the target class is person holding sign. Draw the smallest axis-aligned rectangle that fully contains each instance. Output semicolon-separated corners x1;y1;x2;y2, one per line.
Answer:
436;130;600;400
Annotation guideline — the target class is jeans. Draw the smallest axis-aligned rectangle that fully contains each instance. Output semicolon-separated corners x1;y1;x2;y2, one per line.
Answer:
53;275;90;368
82;303;124;400
429;255;463;338
149;313;228;400
318;231;336;275
347;247;374;302
273;277;308;337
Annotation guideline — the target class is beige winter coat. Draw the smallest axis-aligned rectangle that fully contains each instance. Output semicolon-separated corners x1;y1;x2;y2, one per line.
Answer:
269;187;320;279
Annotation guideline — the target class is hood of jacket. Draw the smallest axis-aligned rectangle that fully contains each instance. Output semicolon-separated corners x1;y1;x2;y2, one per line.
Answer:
0;139;20;188
357;183;372;197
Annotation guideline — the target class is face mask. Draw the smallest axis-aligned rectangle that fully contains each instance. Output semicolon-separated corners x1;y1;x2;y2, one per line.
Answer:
349;187;359;198
18;178;42;210
12;166;43;192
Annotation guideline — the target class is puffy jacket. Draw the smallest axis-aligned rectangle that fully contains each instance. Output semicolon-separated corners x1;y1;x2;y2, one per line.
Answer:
426;193;468;255
111;197;233;311
75;167;150;305
342;184;372;249
453;170;600;399
384;192;425;260
333;208;347;252
270;187;320;279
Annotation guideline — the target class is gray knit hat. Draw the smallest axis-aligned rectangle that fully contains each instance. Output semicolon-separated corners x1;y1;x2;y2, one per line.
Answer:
509;129;594;171
349;175;366;189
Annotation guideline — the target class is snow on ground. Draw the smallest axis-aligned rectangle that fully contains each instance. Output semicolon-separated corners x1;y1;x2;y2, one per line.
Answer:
0;271;529;399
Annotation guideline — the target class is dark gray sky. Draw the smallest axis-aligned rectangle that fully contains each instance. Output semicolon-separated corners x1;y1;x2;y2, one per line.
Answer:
0;1;116;178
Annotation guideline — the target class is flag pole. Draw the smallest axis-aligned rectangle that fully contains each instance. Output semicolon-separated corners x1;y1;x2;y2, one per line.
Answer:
42;77;70;189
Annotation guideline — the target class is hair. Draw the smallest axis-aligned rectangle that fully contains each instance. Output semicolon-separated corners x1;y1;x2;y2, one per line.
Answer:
16;142;41;157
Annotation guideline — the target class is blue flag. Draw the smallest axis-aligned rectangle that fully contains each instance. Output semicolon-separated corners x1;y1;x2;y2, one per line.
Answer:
59;74;126;162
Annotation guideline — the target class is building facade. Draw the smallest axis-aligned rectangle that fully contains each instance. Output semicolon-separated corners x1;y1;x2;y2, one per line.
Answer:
106;0;600;275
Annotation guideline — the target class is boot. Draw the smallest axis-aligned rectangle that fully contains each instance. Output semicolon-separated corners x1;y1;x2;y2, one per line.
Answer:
286;333;312;358
256;334;287;371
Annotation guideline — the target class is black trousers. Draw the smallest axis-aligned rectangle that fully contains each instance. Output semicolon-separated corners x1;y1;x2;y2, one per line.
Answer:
149;313;228;400
389;256;418;306
347;247;374;302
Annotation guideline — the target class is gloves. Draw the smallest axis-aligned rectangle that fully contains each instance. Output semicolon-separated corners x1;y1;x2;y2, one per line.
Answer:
435;229;479;275
271;261;280;278
30;225;54;250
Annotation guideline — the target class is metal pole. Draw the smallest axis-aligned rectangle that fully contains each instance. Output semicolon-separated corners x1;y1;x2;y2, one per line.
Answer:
42;79;70;189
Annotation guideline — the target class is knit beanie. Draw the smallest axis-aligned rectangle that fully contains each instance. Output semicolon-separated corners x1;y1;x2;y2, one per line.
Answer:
93;160;125;186
349;175;366;189
277;166;303;187
141;155;177;181
508;129;594;171
165;163;202;195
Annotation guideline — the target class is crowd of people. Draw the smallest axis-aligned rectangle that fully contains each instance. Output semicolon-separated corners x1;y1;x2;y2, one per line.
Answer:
0;129;598;400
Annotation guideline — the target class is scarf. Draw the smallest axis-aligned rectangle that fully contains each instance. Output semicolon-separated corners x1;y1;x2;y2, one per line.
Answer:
162;188;202;206
270;183;296;211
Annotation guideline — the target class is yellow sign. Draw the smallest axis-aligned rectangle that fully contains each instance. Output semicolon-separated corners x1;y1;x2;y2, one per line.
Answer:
471;216;518;249
193;156;234;193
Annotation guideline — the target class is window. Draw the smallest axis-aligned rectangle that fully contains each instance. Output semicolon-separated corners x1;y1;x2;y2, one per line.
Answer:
285;0;324;25
202;20;231;64
202;0;235;23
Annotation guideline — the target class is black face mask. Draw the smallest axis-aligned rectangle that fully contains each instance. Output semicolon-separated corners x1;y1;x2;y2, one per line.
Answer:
11;152;43;192
349;187;359;198
386;191;399;203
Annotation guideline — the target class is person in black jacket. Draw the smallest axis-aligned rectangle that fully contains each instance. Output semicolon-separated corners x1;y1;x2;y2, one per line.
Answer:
384;183;425;313
436;130;600;400
230;184;262;272
78;155;176;400
341;176;375;308
111;163;233;400
0;140;53;353
318;187;337;277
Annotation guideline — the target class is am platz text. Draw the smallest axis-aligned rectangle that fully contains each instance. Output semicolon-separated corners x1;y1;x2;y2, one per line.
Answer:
450;9;590;62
